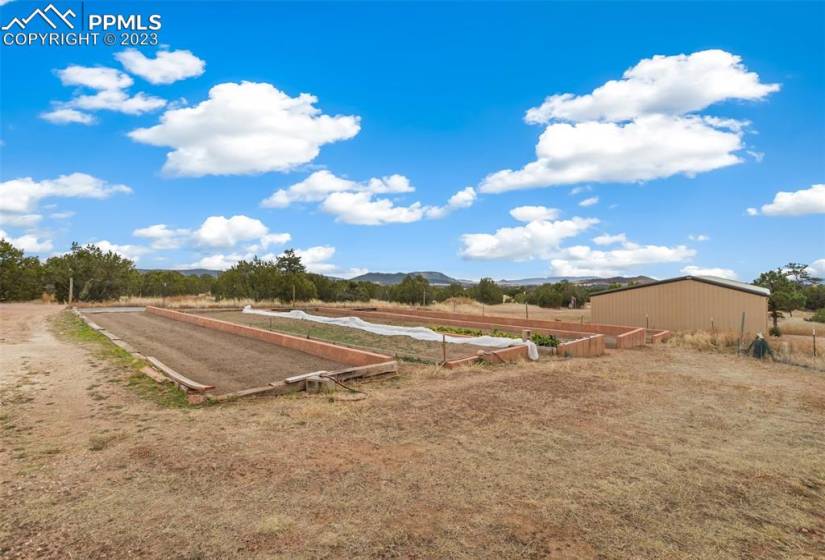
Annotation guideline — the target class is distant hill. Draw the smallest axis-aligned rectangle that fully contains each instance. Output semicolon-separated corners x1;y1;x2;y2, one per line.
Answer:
499;275;656;287
136;268;655;287
351;271;467;286
576;275;656;288
139;268;222;277
498;276;591;286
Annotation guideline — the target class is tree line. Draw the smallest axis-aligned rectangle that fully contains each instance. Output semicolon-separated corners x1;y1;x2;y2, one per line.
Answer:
0;241;214;303
0;240;591;307
754;262;824;335
2;240;823;327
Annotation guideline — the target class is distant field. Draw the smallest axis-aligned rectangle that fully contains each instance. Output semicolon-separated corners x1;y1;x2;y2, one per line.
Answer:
82;294;593;323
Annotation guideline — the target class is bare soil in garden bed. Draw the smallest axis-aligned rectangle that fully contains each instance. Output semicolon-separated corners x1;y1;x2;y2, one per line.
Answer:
89;310;347;395
197;309;494;363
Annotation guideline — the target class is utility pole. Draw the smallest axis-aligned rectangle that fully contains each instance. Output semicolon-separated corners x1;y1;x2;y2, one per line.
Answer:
68;276;74;305
292;283;296;306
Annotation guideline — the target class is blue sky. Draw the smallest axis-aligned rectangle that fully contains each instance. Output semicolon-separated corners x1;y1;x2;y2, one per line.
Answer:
1;1;823;281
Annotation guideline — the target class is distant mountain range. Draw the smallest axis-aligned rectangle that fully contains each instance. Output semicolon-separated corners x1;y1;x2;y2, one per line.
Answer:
497;276;589;286
139;268;222;277
499;275;655;287
350;271;468;286
351;271;656;287
139;268;655;287
574;275;655;287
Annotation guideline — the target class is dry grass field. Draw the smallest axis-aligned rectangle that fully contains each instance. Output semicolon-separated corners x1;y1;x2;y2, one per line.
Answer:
1;303;824;559
79;295;593;323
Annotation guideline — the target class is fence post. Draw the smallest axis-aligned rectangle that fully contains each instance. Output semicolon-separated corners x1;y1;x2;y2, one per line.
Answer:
68;276;74;305
738;311;746;355
814;329;817;358
442;334;447;364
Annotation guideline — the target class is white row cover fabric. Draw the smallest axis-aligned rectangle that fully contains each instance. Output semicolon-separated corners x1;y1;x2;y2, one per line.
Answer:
242;306;539;360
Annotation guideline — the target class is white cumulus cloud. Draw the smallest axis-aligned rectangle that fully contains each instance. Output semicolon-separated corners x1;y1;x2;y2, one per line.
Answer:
182;244;363;277
550;240;696;277
0;173;131;214
68;89;166;115
0;230;53;253
49;64;166;118
134;215;291;254
461;216;599;261
579;196;599;207
0;213;42;228
805;259;825;278
40;108;96;125
264;170;475;225
321;191;426;225
129;81;361;176
262;170;413;208
524;49;779;124
688;233;710;241
133;224;192;249
115;48;205;85
748;184;825;216
509;206;560;223
480;115;744;193
593;233;627;245
482;50;778;194
56;65;133;90
681;265;738;280
93;240;150;262
191;215;290;249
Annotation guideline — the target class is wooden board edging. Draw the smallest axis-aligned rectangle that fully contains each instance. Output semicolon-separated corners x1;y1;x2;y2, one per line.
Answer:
146;356;215;393
146;306;393;367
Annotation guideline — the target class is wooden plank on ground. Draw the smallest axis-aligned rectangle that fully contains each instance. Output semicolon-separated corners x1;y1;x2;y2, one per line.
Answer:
146;356;215;392
329;360;398;382
98;329;121;341
285;370;329;384
111;339;137;353
140;366;167;383
214;381;303;402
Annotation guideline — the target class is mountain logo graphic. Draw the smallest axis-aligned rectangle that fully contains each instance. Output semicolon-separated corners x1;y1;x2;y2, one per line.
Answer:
2;3;76;31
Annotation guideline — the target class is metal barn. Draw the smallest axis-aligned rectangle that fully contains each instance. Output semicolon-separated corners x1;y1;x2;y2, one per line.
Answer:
590;276;770;334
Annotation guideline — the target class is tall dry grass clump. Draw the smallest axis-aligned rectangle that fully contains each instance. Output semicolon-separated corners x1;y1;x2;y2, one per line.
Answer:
670;329;824;370
669;330;741;353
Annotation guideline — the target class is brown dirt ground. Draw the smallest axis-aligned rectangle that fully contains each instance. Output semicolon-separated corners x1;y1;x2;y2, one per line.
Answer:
1;303;824;559
87;310;347;394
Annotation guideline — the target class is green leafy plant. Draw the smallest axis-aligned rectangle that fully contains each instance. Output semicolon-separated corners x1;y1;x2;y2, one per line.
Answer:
430;325;483;336
807;308;825;324
531;333;560;347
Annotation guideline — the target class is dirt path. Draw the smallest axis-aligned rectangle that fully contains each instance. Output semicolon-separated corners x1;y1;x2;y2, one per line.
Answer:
89;311;347;394
0;304;98;443
0;304;179;558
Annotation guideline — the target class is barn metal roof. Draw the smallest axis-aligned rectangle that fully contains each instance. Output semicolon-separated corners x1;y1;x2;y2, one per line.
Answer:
589;275;771;297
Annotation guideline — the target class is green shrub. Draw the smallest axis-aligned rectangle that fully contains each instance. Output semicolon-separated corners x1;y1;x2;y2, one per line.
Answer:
531;333;560;347
807;308;825;324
